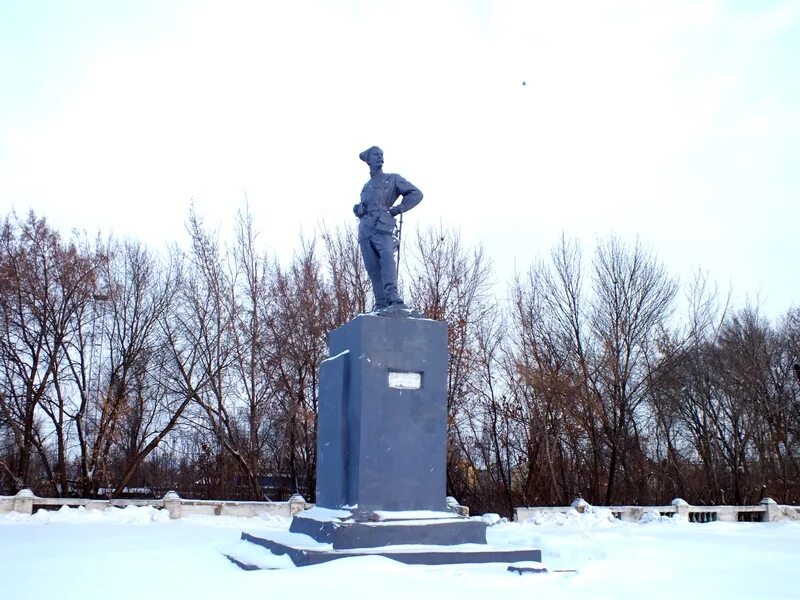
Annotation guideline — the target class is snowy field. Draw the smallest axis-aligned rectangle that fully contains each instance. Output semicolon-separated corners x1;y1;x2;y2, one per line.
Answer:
2;506;798;600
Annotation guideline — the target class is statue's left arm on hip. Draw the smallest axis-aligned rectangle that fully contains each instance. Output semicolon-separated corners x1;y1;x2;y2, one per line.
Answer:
388;175;423;217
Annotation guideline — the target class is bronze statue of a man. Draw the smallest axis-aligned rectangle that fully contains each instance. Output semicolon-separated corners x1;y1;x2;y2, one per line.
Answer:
353;146;422;311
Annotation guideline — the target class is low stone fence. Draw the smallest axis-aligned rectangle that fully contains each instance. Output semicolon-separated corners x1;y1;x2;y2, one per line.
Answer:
514;497;800;523
0;489;312;519
6;491;798;523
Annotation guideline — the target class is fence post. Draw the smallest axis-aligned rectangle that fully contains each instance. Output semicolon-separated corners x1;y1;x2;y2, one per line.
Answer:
288;493;306;516
571;497;589;514
13;489;35;515
447;496;470;517
671;498;689;519
163;491;182;519
760;497;777;522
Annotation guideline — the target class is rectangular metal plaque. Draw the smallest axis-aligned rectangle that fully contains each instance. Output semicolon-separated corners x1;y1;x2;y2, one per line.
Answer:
388;370;422;390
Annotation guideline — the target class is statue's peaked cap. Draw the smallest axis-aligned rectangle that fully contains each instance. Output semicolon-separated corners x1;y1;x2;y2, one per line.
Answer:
359;146;381;162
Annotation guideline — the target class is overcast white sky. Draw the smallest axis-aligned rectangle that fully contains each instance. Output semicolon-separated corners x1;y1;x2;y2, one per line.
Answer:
1;1;798;317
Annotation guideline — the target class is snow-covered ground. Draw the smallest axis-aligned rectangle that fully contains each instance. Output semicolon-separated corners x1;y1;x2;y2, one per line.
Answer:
1;505;798;599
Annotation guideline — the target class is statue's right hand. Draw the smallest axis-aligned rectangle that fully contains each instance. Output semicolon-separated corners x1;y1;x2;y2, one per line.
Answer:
353;203;365;217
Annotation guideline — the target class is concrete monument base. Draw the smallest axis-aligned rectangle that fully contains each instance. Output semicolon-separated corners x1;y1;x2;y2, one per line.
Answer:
289;508;487;549
228;533;543;568
229;507;541;568
231;508;542;570
228;313;541;569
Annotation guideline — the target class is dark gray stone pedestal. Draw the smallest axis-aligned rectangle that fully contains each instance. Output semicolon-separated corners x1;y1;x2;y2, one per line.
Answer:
237;529;543;567
289;511;488;549
316;314;448;512
233;314;542;569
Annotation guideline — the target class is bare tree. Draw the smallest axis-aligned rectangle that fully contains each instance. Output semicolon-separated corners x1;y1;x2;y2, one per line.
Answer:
506;255;583;506
504;236;679;505
320;224;370;325
263;237;332;499
166;208;271;499
0;212;100;493
588;236;678;503
98;241;189;498
406;225;495;506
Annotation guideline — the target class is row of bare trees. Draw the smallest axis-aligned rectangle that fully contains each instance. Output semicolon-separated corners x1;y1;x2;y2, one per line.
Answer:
1;209;798;515
0;209;364;499
434;235;800;514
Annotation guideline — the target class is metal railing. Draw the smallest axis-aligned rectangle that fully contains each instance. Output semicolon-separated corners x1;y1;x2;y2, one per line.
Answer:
514;497;798;523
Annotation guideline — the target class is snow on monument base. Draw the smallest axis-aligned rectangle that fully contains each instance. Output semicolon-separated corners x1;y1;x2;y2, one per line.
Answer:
229;508;541;568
